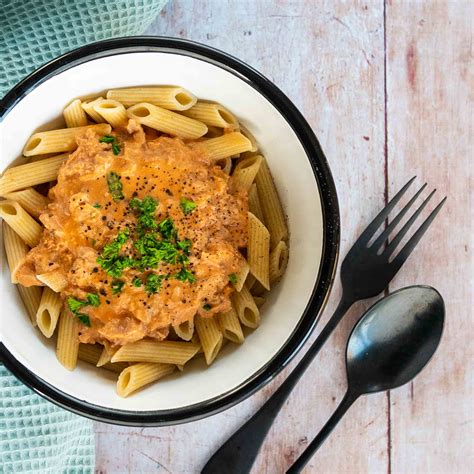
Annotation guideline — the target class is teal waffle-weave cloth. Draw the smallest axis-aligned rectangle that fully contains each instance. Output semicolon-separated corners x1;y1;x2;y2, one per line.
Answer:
0;1;168;472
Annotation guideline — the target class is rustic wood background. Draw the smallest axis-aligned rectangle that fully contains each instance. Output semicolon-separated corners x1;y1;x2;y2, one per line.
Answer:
94;1;473;472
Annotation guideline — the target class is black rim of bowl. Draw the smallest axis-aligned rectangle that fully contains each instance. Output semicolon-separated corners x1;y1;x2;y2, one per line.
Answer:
0;36;340;426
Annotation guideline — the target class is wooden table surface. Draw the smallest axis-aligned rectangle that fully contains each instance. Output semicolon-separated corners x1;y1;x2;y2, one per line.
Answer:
94;1;473;472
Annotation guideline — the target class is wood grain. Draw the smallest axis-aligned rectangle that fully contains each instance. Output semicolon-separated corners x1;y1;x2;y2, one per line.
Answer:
385;2;473;473
93;1;473;473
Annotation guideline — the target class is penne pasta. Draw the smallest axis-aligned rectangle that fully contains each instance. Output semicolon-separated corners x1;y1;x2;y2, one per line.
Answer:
200;132;252;160
111;340;200;365
3;221;28;283
56;307;79;370
173;317;195;341
248;183;265;223
63;99;88;128
232;284;260;329
97;341;116;367
253;296;266;308
36;271;68;292
255;158;288;247
269;240;289;283
248;212;270;290
232;155;263;192
23;124;111;156
239;124;259;152
77;344;128;373
81;97;107;123
246;273;256;291
36;287;62;338
195;315;224;365
0;154;67;195
93;99;129;128
250;280;267;297
218;307;244;344
232;256;250;293
107;86;197;111
77;343;102;365
117;363;175;397
215;156;232;175
181;101;239;129
1;84;291;397
0;200;42;247
18;285;41;326
205;126;224;138
3;188;49;218
126;102;207;139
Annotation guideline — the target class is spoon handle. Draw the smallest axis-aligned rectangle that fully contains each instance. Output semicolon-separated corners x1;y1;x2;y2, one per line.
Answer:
201;295;353;474
286;390;359;474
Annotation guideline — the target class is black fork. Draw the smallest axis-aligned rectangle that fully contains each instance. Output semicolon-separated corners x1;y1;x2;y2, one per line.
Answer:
202;177;446;474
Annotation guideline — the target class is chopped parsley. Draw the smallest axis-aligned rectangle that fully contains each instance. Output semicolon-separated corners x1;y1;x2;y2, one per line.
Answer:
174;267;196;284
86;293;101;307
129;196;158;232
99;135;121;155
178;239;192;254
99;135;115;144
92;203;101;209
66;295;101;327
111;279;125;295
159;218;177;240
112;143;121;156
106;171;124;201
180;198;196;215
97;229;132;277
96;196;198;295
229;273;238;285
203;304;211;311
144;273;164;295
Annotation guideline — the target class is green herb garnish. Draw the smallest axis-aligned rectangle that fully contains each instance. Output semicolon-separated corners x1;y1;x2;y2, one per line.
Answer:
178;239;192;254
158;217;177;240
99;135;115;144
144;273;165;295
97;229;132;277
174;267;197;284
129;196;158;232
106;171;124;201
180;198;196;215
229;273;238;285
111;279;125;295
203;304;211;311
66;296;97;327
132;277;142;287
86;293;101;307
92;203;101;209
112;143;121;156
100;135;121;155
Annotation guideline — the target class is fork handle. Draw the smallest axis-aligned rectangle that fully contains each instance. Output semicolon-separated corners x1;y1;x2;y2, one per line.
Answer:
201;294;354;474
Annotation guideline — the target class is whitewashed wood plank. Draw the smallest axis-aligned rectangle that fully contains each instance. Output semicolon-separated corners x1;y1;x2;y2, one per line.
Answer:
385;1;473;473
94;1;388;472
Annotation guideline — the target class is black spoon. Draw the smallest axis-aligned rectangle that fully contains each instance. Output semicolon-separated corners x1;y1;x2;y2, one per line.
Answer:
287;285;445;473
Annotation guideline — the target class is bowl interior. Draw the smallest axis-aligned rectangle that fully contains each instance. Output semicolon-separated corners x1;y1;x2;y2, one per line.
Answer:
0;51;323;412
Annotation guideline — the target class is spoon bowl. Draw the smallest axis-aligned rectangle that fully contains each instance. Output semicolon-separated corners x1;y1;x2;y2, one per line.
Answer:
288;285;445;473
347;285;445;394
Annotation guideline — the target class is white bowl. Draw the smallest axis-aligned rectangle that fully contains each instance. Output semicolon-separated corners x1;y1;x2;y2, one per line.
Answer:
0;37;339;425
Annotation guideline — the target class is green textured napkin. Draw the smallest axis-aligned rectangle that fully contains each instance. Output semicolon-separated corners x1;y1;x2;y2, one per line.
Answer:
0;1;167;472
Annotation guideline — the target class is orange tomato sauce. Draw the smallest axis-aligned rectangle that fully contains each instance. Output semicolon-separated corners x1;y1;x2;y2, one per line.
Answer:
16;122;248;346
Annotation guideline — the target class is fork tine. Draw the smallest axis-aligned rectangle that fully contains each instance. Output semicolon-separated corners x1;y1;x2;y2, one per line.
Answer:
371;183;428;250
357;176;416;245
389;196;447;268
384;189;436;256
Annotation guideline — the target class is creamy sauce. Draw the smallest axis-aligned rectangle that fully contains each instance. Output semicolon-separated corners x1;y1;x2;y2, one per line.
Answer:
17;122;248;346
